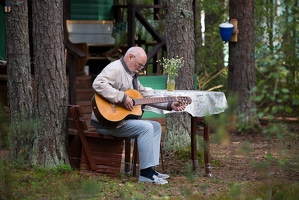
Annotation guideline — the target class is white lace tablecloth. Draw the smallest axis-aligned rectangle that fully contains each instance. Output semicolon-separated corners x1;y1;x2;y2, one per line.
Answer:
145;90;228;117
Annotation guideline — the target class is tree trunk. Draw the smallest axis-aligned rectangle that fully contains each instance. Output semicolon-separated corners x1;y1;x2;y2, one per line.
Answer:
282;3;297;84
228;0;258;126
6;0;34;162
31;0;69;166
163;0;195;151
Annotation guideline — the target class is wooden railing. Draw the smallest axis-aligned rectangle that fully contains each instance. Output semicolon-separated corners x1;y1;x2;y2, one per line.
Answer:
113;3;166;73
66;3;166;104
64;41;86;104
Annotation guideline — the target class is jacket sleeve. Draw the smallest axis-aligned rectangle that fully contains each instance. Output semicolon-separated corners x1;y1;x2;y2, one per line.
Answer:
92;61;127;104
137;79;172;111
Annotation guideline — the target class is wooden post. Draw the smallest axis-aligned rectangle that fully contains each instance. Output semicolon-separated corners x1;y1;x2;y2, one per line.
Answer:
190;116;199;171
68;54;77;105
230;19;239;42
127;3;135;47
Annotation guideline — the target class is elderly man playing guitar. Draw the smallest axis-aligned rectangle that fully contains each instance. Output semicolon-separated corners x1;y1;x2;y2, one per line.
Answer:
91;46;190;184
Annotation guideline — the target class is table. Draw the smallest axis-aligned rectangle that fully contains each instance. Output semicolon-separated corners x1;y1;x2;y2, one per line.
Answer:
145;90;228;177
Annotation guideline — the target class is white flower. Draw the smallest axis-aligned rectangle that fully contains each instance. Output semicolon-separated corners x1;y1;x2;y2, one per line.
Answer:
157;56;184;77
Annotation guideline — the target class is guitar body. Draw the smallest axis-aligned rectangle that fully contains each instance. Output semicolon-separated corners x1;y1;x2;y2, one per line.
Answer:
92;89;192;127
92;89;143;124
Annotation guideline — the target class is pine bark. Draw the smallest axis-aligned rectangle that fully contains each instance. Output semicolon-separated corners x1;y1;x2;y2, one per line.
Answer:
6;0;34;161
163;0;195;151
228;0;258;126
31;0;69;166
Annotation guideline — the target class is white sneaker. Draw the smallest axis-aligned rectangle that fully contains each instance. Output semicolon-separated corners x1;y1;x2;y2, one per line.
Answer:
138;175;168;184
155;171;170;179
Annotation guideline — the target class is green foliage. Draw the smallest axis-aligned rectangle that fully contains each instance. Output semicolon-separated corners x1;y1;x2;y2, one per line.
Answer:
195;0;299;123
212;182;299;200
174;146;224;168
0;160;13;199
265;182;299;200
251;60;299;119
0;101;9;149
195;0;229;92
205;93;239;140
238;141;254;155
253;0;299;121
52;164;73;175
229;182;244;200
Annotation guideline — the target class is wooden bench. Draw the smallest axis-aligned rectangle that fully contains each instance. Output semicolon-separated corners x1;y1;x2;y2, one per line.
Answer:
68;105;138;177
66;20;117;75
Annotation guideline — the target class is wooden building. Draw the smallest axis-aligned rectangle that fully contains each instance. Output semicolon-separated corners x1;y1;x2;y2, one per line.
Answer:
0;0;168;107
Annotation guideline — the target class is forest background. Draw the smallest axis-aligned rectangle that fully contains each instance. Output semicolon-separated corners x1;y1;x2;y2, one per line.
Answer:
0;0;299;199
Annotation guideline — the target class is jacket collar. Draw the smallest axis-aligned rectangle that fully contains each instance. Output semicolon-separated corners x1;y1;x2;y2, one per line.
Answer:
120;57;131;75
120;57;138;81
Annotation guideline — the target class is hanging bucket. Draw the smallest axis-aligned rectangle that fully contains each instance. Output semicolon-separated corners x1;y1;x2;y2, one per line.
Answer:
219;23;234;42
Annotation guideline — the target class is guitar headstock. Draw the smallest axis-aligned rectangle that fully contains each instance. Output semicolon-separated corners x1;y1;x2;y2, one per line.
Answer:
177;96;192;105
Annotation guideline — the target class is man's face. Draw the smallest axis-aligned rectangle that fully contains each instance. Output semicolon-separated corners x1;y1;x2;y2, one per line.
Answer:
128;54;146;74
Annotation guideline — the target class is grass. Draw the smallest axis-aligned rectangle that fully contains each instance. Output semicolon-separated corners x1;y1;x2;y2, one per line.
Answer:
1;156;299;200
1;118;298;199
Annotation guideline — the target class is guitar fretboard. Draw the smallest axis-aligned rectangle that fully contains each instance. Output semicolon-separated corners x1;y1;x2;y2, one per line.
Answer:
133;97;178;105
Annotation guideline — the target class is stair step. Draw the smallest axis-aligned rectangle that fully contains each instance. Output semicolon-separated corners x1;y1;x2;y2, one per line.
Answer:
76;75;94;89
77;101;92;114
76;88;95;101
67;75;94;89
76;88;94;93
76;100;93;128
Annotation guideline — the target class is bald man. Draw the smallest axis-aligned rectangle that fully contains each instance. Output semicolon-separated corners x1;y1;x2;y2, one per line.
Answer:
91;46;186;184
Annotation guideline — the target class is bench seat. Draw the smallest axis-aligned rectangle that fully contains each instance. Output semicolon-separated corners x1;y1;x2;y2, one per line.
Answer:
68;105;138;177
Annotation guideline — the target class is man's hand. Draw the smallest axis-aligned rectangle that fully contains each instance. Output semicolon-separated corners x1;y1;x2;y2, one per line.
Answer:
171;102;186;111
124;96;134;111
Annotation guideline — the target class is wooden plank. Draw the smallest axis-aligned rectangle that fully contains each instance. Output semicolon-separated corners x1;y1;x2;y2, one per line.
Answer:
68;134;82;169
68;120;77;130
86;137;124;154
68;128;78;135
67;20;114;25
80;161;121;177
66;20;115;44
70;0;114;21
80;147;123;177
69;106;97;171
68;105;137;177
79;131;124;174
81;154;122;167
74;105;84;117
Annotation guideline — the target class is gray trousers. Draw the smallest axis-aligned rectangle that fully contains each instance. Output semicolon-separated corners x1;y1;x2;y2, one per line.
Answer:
95;119;162;170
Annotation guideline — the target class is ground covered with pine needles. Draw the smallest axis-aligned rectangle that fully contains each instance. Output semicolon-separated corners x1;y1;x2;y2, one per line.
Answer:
1;122;299;199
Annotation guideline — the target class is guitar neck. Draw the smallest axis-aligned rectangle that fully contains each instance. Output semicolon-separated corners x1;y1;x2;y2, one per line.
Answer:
134;96;178;105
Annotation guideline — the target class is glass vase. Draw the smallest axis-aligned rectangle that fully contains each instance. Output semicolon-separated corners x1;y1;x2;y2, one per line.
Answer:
166;74;175;91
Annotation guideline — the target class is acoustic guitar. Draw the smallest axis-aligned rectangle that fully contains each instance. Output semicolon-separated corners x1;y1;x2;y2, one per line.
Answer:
91;89;192;127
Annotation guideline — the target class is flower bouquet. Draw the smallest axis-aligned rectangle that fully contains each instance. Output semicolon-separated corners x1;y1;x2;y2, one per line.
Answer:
157;56;184;91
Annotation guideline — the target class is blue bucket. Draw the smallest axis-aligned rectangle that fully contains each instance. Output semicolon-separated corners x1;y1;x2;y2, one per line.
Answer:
219;23;234;42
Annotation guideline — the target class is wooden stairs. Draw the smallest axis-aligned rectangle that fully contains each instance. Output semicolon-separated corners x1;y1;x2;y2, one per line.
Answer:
75;75;95;127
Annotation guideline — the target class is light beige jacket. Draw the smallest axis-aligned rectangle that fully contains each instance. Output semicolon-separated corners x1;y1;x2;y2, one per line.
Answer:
91;57;172;127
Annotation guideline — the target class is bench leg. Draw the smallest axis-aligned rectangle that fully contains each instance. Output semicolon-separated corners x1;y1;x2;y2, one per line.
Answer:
203;122;212;177
132;139;139;177
124;138;131;173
